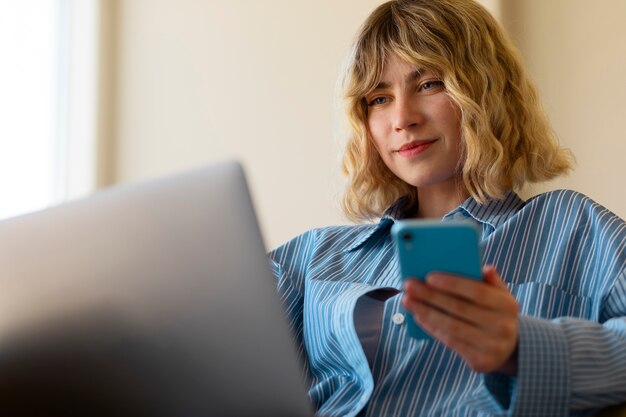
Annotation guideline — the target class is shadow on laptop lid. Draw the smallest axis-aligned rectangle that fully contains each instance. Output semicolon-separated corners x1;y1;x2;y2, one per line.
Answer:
0;161;313;417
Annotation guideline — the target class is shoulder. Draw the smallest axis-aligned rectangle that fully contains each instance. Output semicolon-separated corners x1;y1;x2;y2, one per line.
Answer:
526;189;623;223
522;189;625;255
490;190;625;293
528;189;594;207
268;223;380;263
267;223;384;291
269;224;378;258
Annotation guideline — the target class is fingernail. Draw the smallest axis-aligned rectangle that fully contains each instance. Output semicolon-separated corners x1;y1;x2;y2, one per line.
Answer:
426;274;439;285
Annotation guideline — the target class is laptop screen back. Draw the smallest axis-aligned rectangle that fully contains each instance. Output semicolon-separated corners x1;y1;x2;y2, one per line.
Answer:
0;161;312;417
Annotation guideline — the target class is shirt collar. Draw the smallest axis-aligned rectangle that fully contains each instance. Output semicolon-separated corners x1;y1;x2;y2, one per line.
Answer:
453;190;526;230
341;217;395;253
343;191;525;253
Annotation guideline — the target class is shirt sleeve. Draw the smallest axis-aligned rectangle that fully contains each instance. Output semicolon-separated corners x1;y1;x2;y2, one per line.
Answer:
483;269;626;416
267;231;317;398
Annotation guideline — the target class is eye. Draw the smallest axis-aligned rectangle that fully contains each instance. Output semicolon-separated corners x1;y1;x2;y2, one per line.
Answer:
419;79;445;93
367;96;389;106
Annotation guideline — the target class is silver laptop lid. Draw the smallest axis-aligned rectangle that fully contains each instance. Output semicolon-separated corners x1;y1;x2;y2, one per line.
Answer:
0;161;312;417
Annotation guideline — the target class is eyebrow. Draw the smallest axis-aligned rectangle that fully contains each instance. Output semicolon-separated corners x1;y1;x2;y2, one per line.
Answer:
373;68;424;90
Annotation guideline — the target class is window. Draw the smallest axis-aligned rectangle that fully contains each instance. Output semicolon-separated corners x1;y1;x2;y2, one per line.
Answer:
0;0;99;220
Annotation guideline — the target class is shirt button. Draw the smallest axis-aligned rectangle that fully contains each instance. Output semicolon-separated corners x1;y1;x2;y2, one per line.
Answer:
392;313;405;325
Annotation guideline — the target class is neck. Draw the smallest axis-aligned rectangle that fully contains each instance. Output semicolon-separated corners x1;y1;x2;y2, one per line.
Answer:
415;182;469;219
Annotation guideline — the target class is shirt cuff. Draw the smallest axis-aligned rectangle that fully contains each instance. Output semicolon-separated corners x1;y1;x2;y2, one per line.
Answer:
482;315;571;416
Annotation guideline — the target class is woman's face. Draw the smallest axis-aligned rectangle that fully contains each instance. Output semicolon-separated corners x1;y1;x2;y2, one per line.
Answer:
366;55;464;194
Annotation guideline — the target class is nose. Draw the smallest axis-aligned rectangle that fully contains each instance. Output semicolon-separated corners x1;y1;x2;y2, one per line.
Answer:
393;96;424;132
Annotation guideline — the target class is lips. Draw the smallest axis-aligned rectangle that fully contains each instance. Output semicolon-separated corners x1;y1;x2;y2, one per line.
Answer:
395;139;437;158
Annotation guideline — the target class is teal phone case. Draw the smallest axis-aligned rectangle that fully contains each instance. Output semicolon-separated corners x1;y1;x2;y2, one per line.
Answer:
391;220;482;340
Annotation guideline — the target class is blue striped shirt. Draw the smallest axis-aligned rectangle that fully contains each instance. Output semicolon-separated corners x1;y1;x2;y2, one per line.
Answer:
268;190;626;417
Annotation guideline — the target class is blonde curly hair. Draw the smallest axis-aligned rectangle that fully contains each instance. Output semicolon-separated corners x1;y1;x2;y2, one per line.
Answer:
340;0;573;222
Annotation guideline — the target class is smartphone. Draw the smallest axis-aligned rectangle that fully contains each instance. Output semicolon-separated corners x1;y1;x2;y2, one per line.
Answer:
391;220;483;340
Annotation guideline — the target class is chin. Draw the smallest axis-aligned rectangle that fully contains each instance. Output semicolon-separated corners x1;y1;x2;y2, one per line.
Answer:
396;172;436;188
397;172;462;191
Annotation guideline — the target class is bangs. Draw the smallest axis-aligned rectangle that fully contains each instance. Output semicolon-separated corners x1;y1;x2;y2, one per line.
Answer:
344;2;451;102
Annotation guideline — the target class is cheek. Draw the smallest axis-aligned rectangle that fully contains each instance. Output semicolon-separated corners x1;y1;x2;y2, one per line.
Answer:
444;101;462;137
366;126;392;169
434;101;463;147
366;117;387;152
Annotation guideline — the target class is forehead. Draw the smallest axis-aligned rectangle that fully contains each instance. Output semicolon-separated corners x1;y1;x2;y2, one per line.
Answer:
382;55;420;77
377;55;436;85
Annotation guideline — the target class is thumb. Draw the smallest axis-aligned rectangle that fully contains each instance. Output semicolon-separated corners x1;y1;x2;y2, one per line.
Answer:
482;265;507;288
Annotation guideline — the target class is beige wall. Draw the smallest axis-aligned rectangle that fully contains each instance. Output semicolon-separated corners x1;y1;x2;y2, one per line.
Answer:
104;0;626;249
108;0;385;249
501;1;626;217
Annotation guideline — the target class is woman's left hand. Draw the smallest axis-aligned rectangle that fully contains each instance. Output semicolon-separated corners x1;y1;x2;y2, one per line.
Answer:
402;265;519;375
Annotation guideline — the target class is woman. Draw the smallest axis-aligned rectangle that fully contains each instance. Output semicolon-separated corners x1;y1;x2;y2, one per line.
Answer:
269;0;626;416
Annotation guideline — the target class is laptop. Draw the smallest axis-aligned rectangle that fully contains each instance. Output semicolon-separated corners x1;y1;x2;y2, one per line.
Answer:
0;161;313;417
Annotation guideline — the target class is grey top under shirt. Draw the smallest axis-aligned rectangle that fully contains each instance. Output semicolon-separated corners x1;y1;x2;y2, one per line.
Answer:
353;290;399;368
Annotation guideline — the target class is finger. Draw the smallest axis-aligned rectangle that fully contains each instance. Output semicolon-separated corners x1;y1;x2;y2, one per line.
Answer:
407;300;493;352
482;265;508;289
425;265;507;293
426;272;501;306
403;285;506;331
405;273;519;327
403;279;430;300
407;301;518;373
404;277;519;340
424;273;514;312
404;279;486;317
